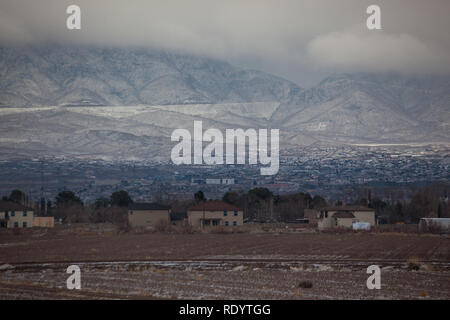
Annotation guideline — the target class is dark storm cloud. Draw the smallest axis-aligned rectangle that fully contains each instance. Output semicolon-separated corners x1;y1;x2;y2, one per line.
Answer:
1;0;449;86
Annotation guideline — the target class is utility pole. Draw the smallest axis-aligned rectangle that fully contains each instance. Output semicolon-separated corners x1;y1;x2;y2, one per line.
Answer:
40;159;46;215
202;200;205;229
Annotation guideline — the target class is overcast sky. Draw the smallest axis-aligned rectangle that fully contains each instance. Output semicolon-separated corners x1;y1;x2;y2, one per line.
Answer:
1;0;449;86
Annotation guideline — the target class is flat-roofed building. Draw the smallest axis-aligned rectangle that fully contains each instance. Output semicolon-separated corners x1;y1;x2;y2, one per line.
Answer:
419;218;450;233
128;203;171;228
33;216;54;228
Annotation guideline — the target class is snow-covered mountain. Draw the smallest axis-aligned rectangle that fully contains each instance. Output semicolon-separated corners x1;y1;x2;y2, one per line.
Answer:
0;46;298;107
0;46;448;160
271;73;450;144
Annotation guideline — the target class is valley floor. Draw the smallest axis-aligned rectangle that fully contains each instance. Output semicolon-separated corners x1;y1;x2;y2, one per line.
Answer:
0;228;449;299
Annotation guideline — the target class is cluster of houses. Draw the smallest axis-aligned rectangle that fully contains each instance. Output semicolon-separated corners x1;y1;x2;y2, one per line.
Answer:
127;200;244;228
113;202;379;230
0;199;244;229
2;198;448;232
304;206;376;231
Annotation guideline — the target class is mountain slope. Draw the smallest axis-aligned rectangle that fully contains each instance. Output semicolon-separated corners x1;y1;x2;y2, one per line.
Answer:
271;73;450;143
0;46;299;107
0;46;449;160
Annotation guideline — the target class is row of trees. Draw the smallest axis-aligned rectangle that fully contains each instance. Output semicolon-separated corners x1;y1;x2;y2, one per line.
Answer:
201;185;449;223
2;189;31;206
221;188;326;221
352;187;449;223
2;189;134;224
3;183;448;224
165;188;326;222
53;190;134;223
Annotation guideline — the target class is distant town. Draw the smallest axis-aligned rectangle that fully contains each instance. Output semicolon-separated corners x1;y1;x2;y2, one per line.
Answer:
0;144;448;205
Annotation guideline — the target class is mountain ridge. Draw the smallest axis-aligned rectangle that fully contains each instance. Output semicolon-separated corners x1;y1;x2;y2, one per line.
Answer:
0;46;299;107
0;46;448;160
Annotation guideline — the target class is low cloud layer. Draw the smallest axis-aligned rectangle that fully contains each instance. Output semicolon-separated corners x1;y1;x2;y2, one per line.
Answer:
307;31;450;74
1;0;449;86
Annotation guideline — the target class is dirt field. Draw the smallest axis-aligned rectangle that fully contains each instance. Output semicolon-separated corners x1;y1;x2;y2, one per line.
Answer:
0;226;449;299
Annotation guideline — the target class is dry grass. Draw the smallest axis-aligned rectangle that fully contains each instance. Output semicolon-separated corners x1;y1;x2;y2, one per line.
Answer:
374;224;419;234
132;221;200;235
154;219;172;233
320;226;358;234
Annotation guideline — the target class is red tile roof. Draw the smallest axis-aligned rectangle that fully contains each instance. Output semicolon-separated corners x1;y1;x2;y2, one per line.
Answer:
189;200;242;212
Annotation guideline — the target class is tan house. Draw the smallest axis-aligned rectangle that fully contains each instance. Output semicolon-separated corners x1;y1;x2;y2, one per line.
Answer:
188;200;243;227
318;206;375;230
128;203;171;228
0;201;34;228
